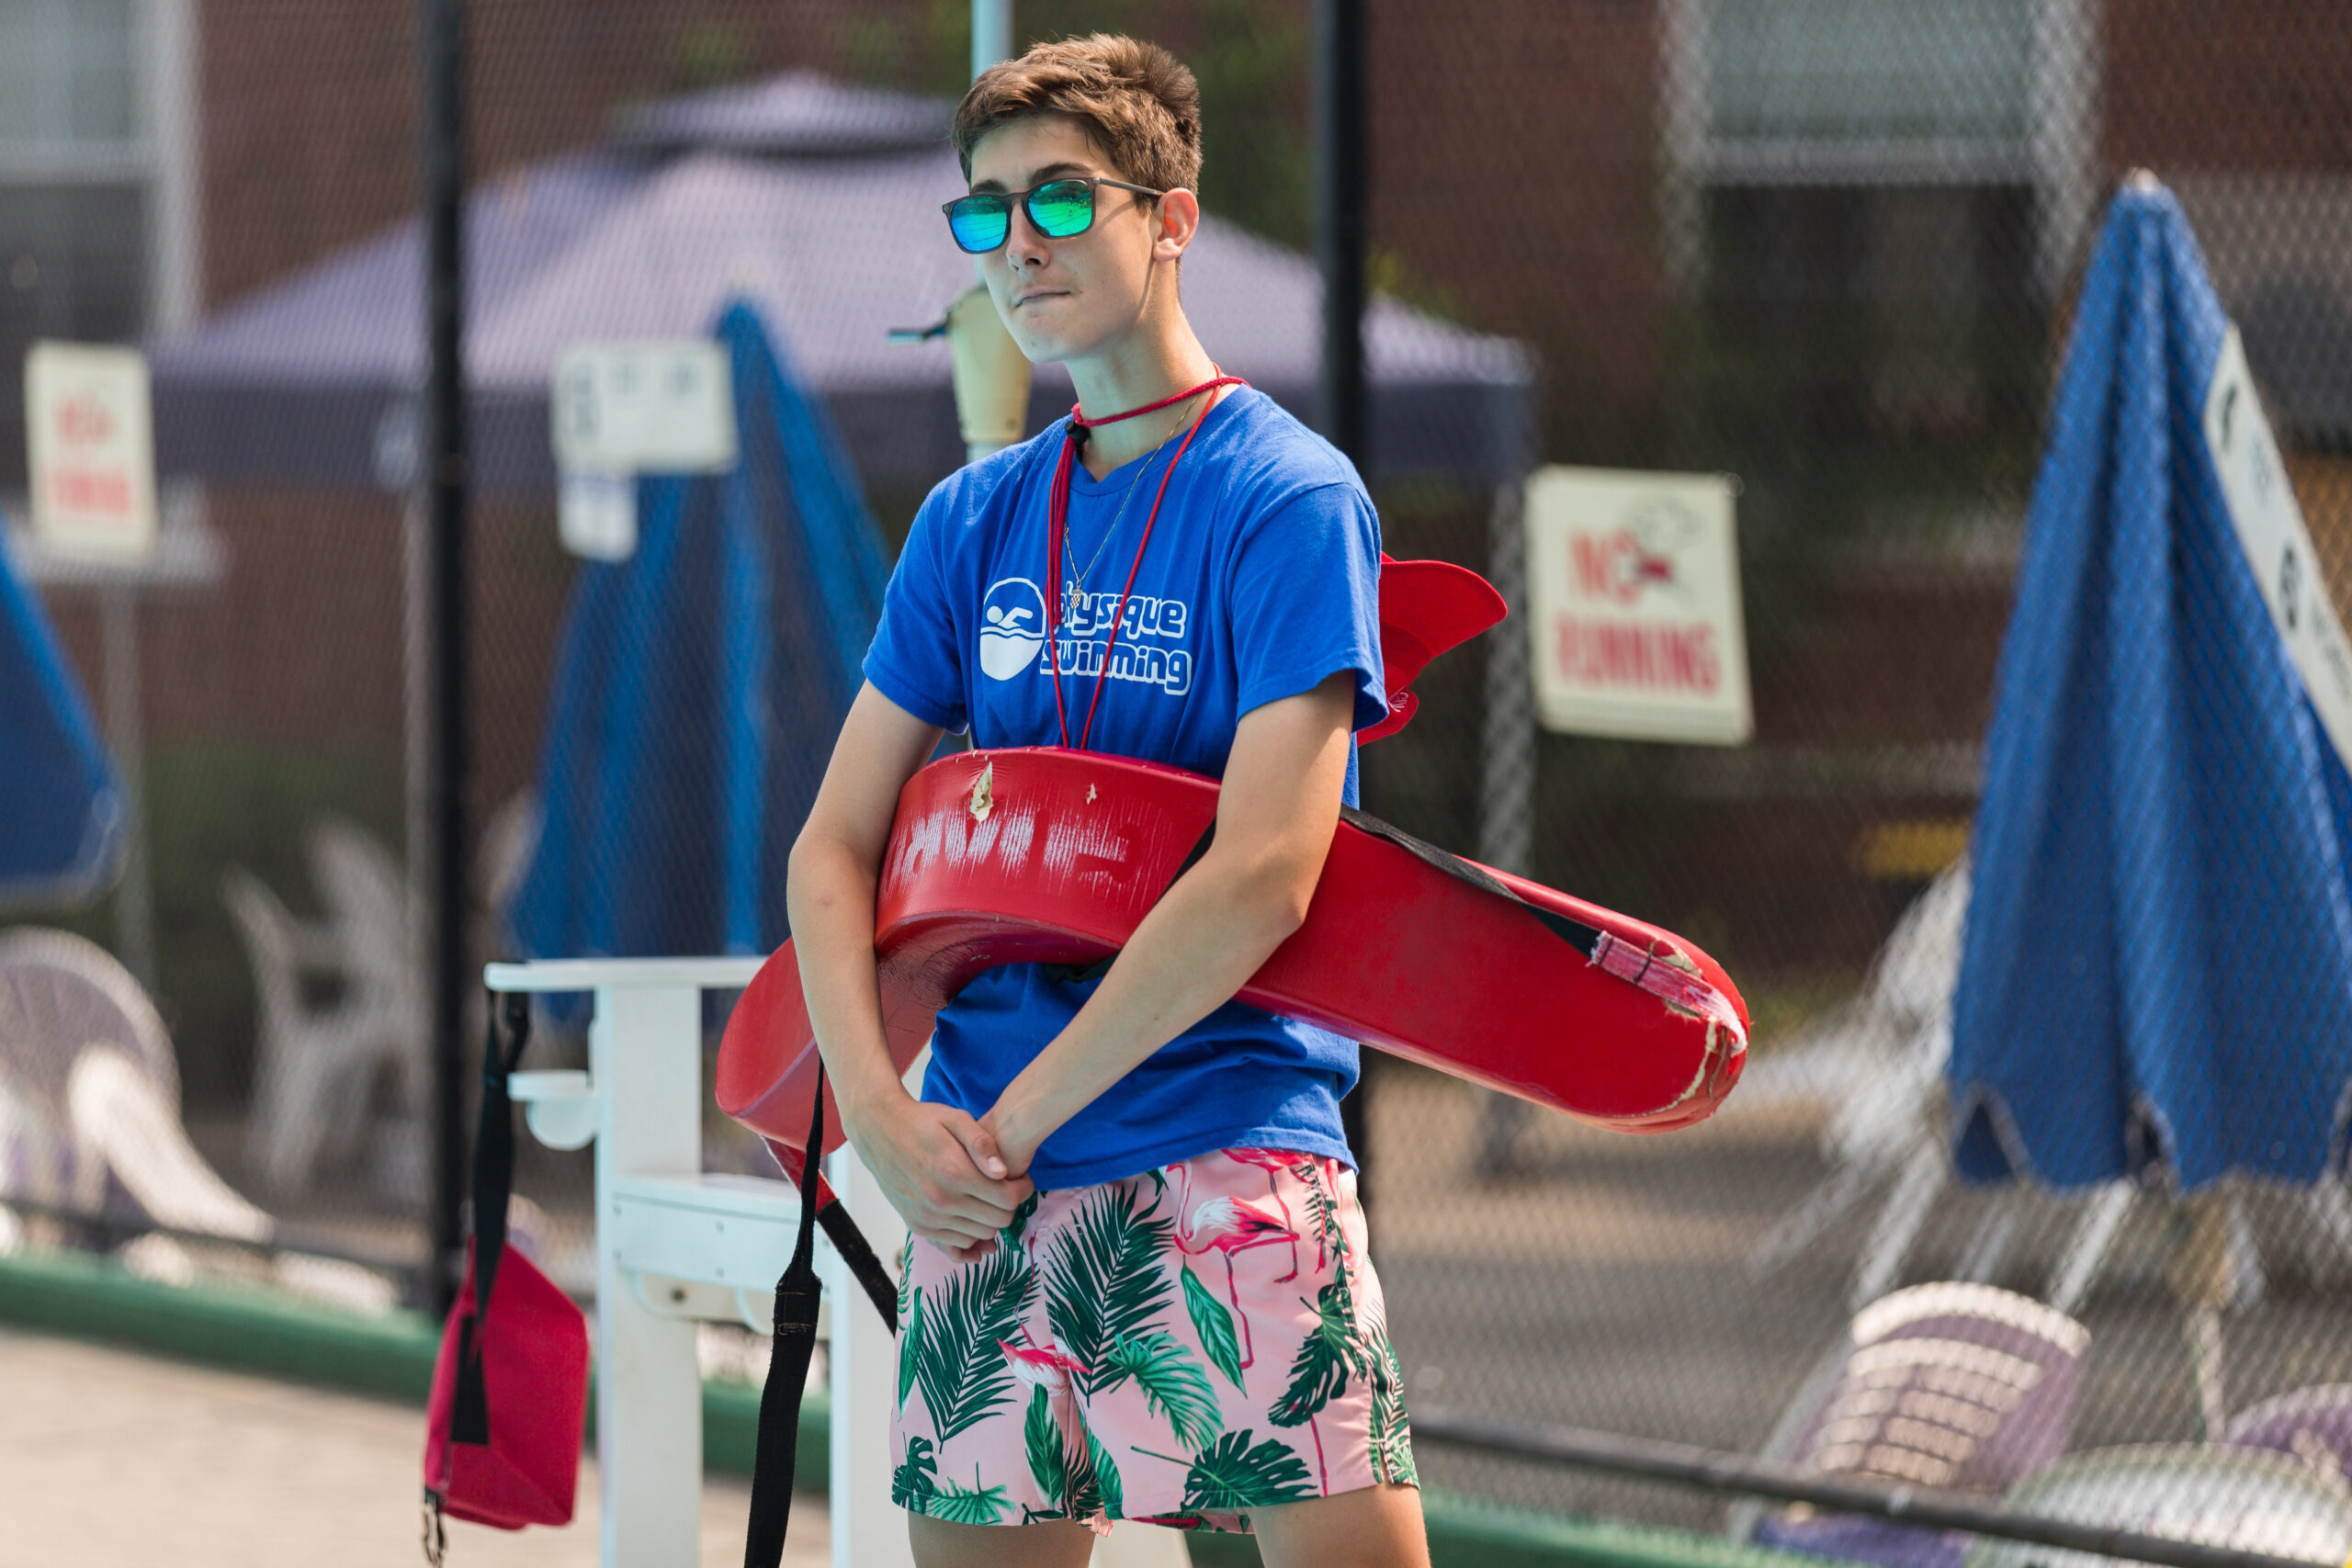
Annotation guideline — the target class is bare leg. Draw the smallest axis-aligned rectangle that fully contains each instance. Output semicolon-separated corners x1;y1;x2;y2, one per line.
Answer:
1252;1483;1430;1568
910;1513;1097;1568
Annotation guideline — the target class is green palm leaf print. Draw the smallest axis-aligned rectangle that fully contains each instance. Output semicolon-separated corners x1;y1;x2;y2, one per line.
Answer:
1002;1190;1041;1248
1023;1384;1068;1508
1044;1185;1173;1397
925;1472;1012;1526
1367;1334;1419;1486
1103;1330;1224;1450
1291;1158;1345;1265
898;1288;923;1410
1270;1279;1371;1427
890;1435;939;1508
910;1241;1034;1443
1086;1429;1125;1520
1179;1430;1317;1510
1181;1262;1247;1392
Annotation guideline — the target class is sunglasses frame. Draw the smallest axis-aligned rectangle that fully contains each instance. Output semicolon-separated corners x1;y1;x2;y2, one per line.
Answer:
941;175;1166;254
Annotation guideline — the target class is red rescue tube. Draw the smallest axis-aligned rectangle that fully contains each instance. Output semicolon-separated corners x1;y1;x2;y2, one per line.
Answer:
717;748;1747;1159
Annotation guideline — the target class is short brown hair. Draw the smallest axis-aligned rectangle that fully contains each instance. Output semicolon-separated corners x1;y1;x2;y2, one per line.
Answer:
951;34;1202;196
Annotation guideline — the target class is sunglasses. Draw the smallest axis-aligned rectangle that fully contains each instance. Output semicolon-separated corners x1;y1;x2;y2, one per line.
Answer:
942;175;1165;254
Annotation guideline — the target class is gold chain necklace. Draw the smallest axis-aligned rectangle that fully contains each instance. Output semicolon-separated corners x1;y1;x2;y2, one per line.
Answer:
1062;409;1185;597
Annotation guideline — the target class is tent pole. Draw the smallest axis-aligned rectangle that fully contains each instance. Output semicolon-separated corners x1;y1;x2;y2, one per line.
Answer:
971;0;1012;82
1316;0;1372;1204
421;0;470;1320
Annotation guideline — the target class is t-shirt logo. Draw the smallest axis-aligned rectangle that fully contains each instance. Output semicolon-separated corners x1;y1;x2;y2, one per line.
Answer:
978;577;1048;680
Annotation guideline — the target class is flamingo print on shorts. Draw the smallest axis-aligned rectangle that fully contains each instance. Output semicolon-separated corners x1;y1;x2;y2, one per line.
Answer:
890;1146;1416;1536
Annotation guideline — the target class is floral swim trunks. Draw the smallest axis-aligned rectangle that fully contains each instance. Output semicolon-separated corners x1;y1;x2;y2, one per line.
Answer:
889;1146;1417;1535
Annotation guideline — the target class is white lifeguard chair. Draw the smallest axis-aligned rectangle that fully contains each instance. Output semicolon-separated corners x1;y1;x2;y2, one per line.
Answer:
484;956;1190;1568
483;956;908;1568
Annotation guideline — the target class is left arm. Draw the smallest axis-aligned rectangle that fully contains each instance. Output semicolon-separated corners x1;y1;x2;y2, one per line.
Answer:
979;671;1357;1173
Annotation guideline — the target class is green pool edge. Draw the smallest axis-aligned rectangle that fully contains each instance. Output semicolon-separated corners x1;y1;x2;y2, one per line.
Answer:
0;1245;1829;1568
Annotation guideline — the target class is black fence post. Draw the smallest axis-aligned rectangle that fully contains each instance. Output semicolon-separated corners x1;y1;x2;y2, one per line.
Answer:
1316;0;1371;1204
421;0;470;1320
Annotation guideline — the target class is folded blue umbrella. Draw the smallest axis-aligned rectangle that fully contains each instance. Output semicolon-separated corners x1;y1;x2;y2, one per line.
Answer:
0;509;124;908
509;300;890;962
1950;182;2352;1191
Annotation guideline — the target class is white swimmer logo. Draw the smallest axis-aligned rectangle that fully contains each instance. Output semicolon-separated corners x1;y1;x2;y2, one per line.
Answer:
978;577;1047;680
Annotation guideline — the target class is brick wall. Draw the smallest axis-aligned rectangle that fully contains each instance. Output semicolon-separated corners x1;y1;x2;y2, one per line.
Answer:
2105;0;2352;175
199;0;886;310
1368;0;1666;461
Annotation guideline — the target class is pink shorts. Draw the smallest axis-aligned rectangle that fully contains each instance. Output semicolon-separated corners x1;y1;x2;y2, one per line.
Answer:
888;1146;1417;1535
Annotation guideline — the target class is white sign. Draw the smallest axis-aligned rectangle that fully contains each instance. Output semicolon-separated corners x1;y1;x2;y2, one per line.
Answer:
1525;465;1752;745
560;469;639;562
551;340;736;475
25;341;158;562
551;340;735;563
2203;325;2352;773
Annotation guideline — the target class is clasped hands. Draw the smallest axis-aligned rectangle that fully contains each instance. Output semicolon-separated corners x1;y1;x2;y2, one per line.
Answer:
845;1080;1051;1265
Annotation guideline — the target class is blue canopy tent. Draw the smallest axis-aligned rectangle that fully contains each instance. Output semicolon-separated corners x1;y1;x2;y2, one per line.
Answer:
0;515;125;908
1950;179;2352;1193
507;301;888;961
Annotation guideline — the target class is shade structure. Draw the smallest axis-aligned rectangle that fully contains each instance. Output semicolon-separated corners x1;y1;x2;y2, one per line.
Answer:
0;515;124;908
148;72;1534;497
505;300;888;962
1948;180;2352;1192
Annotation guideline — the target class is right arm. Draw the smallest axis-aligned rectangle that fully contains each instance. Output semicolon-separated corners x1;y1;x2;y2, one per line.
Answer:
786;682;1033;1262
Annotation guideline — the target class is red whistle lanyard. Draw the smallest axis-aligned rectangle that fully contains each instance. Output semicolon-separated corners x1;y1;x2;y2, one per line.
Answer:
1044;374;1247;751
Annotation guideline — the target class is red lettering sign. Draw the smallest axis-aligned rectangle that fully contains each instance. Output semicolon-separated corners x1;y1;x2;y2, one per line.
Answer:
1553;615;1720;694
51;468;132;516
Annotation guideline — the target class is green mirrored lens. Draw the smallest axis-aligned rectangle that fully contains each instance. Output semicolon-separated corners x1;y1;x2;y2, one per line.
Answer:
947;197;1009;253
1027;180;1095;238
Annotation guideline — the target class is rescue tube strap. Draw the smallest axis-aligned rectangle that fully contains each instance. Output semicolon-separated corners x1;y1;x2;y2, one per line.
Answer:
1337;807;1747;1044
1042;804;1741;1046
817;1201;899;1330
742;1066;830;1568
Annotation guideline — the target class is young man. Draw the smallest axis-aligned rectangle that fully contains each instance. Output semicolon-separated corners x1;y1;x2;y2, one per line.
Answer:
786;34;1426;1568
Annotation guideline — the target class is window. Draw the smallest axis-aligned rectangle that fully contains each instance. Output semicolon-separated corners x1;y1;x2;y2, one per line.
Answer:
1662;0;2093;446
0;0;197;492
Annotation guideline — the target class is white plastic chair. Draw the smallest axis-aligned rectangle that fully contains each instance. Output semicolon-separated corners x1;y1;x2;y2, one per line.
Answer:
225;866;381;1190
306;819;427;1117
0;927;186;1223
225;818;430;1192
1744;855;1973;1305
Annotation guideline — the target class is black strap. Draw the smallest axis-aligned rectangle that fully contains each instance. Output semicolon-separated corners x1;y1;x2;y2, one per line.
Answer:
742;1066;831;1568
817;1201;899;1331
451;991;531;1447
1336;804;1608;957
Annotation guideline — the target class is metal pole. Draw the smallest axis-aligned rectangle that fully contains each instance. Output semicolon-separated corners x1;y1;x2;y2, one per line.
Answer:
971;0;1012;81
422;0;470;1319
1316;0;1367;462
1412;1413;2329;1568
98;584;154;988
1315;0;1373;1200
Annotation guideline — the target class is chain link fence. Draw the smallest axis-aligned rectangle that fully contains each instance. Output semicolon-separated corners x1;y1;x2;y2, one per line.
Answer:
3;0;2350;1553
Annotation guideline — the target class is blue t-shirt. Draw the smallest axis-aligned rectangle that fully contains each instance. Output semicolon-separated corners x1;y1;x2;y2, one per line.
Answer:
861;389;1385;1190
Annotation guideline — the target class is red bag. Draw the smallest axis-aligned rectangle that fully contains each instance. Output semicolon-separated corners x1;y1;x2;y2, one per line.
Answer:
422;995;589;1548
424;1239;587;1529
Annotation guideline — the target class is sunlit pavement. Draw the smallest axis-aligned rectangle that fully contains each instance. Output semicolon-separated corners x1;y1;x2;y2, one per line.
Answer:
0;1326;828;1567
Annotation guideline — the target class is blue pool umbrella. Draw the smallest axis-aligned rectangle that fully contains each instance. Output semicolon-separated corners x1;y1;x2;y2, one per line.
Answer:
507;300;888;961
1949;180;2352;1192
0;513;124;908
